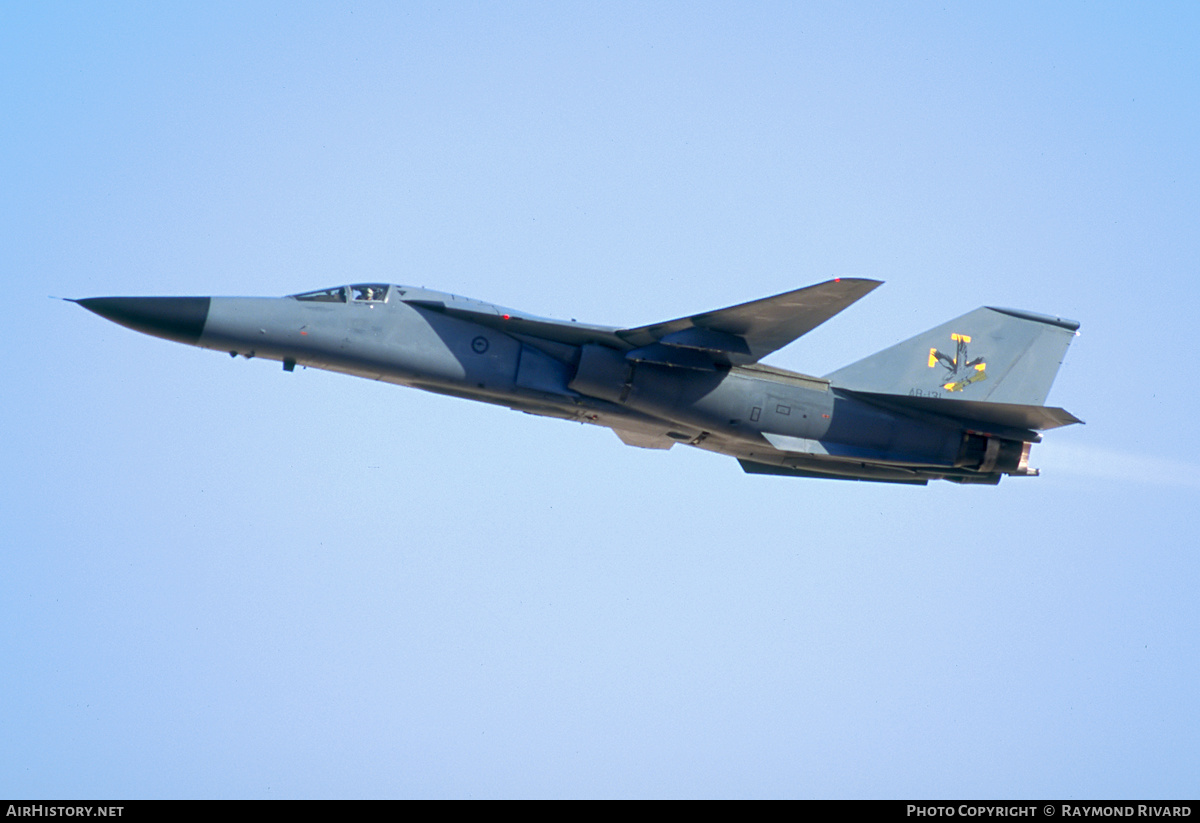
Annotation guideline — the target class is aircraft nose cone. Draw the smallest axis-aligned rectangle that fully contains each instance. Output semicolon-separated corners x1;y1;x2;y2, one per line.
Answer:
75;296;211;345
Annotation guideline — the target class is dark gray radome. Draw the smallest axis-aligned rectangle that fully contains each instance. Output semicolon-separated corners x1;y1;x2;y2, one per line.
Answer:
76;297;210;345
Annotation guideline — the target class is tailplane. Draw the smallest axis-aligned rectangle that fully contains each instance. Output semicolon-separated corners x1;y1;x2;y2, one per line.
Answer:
825;306;1079;406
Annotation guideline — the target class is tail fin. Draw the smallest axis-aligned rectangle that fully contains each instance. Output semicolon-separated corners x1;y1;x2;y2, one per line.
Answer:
825;306;1079;405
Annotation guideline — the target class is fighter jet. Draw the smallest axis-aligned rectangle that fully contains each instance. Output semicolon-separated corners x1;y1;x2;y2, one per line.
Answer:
74;279;1081;485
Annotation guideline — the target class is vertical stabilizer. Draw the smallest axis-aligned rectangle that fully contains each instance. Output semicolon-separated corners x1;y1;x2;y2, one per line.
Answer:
825;306;1078;405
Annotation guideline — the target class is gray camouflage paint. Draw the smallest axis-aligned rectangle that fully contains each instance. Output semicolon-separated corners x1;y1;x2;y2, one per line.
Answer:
76;280;1081;485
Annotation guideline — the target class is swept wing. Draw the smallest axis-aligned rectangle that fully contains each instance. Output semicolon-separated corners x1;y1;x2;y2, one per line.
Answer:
617;278;881;368
404;278;881;370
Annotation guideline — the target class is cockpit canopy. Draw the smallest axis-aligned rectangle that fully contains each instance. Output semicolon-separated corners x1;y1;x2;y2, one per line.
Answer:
292;284;391;303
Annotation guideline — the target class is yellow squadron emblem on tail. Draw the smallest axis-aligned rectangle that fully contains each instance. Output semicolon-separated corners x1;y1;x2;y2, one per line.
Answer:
928;333;987;391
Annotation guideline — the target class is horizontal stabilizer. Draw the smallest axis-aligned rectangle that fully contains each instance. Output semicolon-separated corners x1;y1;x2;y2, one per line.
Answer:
844;390;1083;435
619;278;882;366
738;458;930;485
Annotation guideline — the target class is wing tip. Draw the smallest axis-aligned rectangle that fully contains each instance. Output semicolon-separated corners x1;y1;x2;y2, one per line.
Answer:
824;277;884;287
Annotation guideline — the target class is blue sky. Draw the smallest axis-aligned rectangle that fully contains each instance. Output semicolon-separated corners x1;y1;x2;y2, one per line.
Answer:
3;2;1198;798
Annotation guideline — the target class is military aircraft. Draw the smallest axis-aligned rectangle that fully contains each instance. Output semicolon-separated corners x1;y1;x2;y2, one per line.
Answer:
74;279;1080;485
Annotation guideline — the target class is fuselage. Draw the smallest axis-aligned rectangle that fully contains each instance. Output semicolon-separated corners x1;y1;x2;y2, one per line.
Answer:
77;282;1042;485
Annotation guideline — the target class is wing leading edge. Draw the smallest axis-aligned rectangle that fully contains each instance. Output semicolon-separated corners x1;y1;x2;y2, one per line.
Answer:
617;278;882;368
